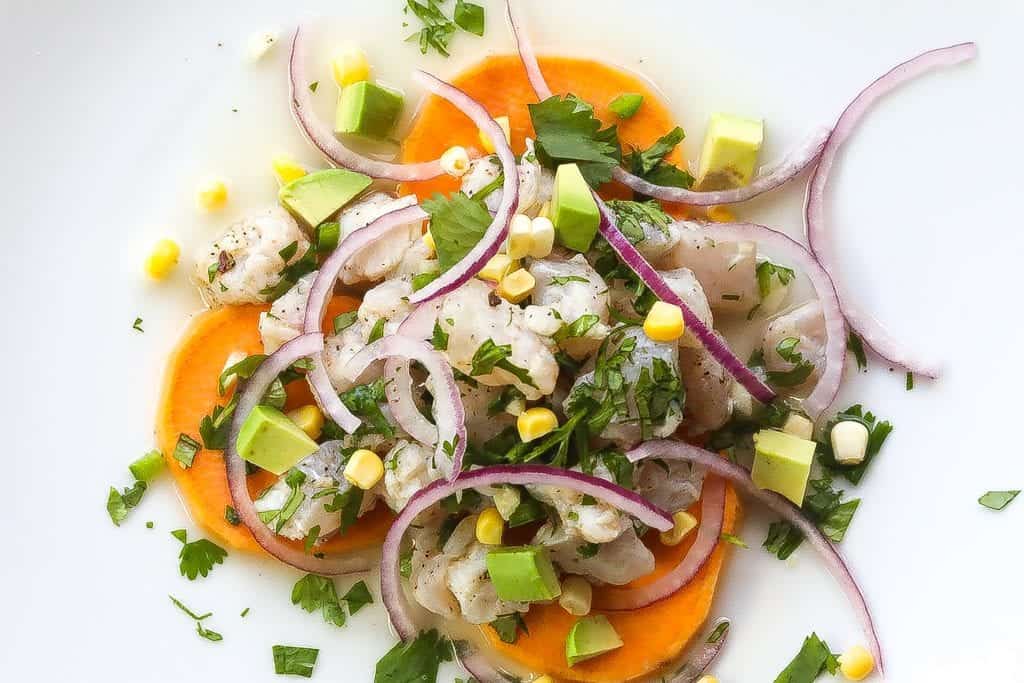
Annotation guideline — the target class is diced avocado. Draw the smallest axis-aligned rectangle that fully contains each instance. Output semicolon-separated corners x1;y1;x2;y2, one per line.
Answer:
486;546;562;603
608;93;644;119
550;164;600;252
751;428;816;505
279;169;371;227
335;81;405;140
696;112;764;191
236;405;319;476
565;615;624;666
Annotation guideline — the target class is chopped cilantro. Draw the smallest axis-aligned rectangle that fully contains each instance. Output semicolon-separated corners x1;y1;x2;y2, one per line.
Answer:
453;0;485;36
576;542;600;558
132;317;144;333
622;126;694;193
549;275;590;286
756;260;796;299
219;355;266;394
847;331;868;372
106;481;147;526
490;613;529;644
528;95;622;187
487;385;525;416
766;337;816;387
260;243;317;301
819;405;893;484
411;270;440;291
605;199;672;245
431;320;449;351
169;594;212;621
342;580;374;615
224;505;241;526
423;192;491;272
196;622;223;642
173;529;228;580
764;475;860;560
273;645;319;678
608;93;644;119
470;338;537;388
199;399;236;450
905;372;914;391
308;81;319;93
720;532;748;548
373;629;452;683
368;317;386;343
291;574;347;627
339;379;393;438
979;490;1020;511
315;221;340;254
552;313;600;344
333;311;358;334
173;433;202;469
773;632;840;683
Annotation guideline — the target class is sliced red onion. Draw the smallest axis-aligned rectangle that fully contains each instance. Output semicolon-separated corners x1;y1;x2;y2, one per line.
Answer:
408;70;519;303
384;300;447;446
289;26;444;181
301;203;429;434
342;335;466;481
806;43;976;378
668;618;731;683
225;332;373;575
700;222;846;418
627;439;884;674
380;465;674;640
597;200;776;404
597;478;725;611
505;0;553;99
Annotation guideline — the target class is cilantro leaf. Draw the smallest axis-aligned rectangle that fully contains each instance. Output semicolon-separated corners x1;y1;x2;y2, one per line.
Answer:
453;0;485;36
979;490;1020;511
529;95;621;187
763;475;860;560
273;645;319;678
342;580;374;615
756;260;796;299
470;339;537;388
774;632;840;683
820;405;893;484
605;199;672;245
622;126;694;193
423;192;492;272
339;379;393;438
489;613;529;644
374;629;452;683
333;311;358;334
173;433;202;469
132;317;144;333
431;320;449;351
846;331;868;372
174;530;228;580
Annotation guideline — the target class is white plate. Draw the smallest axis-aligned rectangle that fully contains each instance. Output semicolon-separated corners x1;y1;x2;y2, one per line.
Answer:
3;0;1022;680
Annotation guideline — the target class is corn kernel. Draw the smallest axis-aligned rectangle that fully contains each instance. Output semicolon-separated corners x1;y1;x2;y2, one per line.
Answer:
440;145;471;177
343;449;384;490
331;44;370;87
528;216;555;258
479;115;511;154
422;230;436;257
839;645;875;681
272;156;307;185
496;268;536;304
533;677;556;683
507;214;533;259
287;405;324;440
831;420;870;466
144;239;181;280
783;413;814;441
696;676;719;683
643;301;685;342
517;407;558;442
197;179;228;211
479;254;516;282
660;510;698;546
558;576;593;616
706;205;735;223
476;508;505;545
537;202;551;219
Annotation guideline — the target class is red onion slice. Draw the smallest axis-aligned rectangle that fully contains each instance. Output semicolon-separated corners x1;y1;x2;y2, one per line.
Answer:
225;332;373;575
597;200;776;404
700;222;846;418
380;465;674;640
301;203;429;434
408;70;520;303
506;0;553;99
597;478;725;611
627;439;884;674
384;300;447;446
806;43;977;378
289;26;444;181
668;618;731;683
342;335;466;481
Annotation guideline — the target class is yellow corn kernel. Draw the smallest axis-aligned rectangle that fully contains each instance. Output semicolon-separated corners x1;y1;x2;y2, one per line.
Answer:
528;216;555;258
517;407;558;443
643;301;685;342
272;156;307;185
660;510;698;546
197;179;228;211
479;115;511;154
533;677;556;683
706;205;735;223
287;405;324;440
839;645;875;681
343;449;384;490
475;508;505;546
558;576;593;616
331;44;370;87
144;239;181;280
440;145;471;177
422;230;436;257
479;254;516;282
497;268;535;304
506;214;533;259
696;676;719;683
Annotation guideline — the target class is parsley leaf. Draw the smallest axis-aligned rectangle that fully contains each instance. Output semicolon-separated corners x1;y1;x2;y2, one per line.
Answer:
529;95;622;187
774;632;840;683
489;613;529;644
374;629;452;683
979;490;1020;511
173;530;228;580
423;192;492;272
273;645;319;678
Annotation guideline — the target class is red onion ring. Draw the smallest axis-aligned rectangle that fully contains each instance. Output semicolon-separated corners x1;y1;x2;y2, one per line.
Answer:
225;332;373;575
289;26;445;181
668;618;731;683
596;478;725;611
627;439;884;673
506;0;828;206
379;465;674;640
301;203;429;434
342;335;466;481
806;43;976;378
384;300;446;445
700;222;846;418
597;200;776;403
408;70;520;304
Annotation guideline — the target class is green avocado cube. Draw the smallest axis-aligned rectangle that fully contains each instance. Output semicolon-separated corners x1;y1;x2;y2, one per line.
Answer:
550;164;600;252
696;112;764;191
279;169;371;227
608;93;644;119
565;615;623;666
751;428;816;505
485;546;562;603
236;405;319;476
335;81;405;140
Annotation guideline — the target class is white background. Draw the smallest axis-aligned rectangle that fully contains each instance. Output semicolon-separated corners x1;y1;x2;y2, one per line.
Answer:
1;0;1022;680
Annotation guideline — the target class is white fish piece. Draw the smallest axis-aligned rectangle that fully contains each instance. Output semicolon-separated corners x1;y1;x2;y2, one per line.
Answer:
634;459;705;513
358;278;414;337
631;213;684;263
438;280;558;400
526;465;630;544
259;271;318;353
523;305;563;337
529;255;611;359
337;193;423;284
461;139;554;216
534;522;654;586
679;345;734;433
391;237;439;279
761;300;826;386
458;380;516;445
194;206;311;307
657;221;760;316
322;322;382;393
382;440;438;512
659;267;714;348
